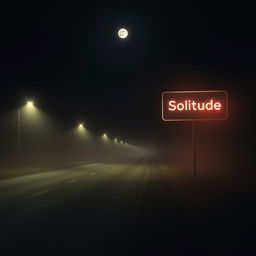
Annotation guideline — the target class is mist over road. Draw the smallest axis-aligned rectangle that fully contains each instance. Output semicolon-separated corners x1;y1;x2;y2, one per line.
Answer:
0;158;255;256
0;159;148;255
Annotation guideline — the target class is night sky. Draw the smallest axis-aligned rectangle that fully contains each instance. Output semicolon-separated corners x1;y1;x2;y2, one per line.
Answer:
1;0;255;147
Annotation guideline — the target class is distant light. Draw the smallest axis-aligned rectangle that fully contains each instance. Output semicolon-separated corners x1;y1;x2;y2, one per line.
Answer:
78;123;84;129
26;101;34;107
118;28;128;39
77;122;88;136
102;133;108;139
114;138;118;143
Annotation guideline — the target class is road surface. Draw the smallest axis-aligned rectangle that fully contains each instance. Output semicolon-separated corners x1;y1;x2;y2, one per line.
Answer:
0;159;255;255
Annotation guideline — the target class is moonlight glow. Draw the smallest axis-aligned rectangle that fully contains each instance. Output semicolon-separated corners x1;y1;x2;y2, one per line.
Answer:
118;28;128;39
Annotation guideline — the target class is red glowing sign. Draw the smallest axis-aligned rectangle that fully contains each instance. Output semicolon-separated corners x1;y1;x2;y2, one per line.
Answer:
162;90;228;121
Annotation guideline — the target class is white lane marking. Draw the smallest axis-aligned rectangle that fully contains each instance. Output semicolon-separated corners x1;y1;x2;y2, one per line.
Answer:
90;172;96;176
86;163;101;167
67;179;78;184
31;189;50;197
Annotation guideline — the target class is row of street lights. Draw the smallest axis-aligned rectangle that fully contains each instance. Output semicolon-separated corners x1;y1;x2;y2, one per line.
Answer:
77;123;133;147
17;100;135;152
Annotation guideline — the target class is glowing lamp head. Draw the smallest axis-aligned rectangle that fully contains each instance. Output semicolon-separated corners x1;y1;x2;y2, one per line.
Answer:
102;133;108;139
78;123;84;129
26;101;34;107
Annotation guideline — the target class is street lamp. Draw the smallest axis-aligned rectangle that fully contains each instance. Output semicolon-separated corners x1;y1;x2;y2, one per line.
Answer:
77;122;87;135
17;100;35;158
102;133;110;142
26;101;34;107
78;123;84;129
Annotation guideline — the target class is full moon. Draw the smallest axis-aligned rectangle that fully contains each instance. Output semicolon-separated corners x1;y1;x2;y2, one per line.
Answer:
118;28;128;39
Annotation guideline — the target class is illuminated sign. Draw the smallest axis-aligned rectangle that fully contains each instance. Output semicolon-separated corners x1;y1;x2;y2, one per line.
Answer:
162;90;228;121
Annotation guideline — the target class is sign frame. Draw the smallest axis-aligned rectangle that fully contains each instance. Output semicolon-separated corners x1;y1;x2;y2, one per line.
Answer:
161;90;228;122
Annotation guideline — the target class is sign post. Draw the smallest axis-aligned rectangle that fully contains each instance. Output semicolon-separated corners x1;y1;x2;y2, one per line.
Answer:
162;90;228;179
192;122;196;179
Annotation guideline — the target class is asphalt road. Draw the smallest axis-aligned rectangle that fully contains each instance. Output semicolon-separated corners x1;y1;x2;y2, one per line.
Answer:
0;159;255;256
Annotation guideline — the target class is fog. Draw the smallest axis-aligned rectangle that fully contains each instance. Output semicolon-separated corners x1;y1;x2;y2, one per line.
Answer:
159;120;254;188
0;105;148;174
0;86;254;187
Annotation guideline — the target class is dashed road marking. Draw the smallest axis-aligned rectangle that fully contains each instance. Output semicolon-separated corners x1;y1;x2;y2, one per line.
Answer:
31;189;50;197
90;172;96;176
67;179;78;184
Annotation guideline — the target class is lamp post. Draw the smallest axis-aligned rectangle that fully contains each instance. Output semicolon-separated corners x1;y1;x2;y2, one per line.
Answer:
17;107;21;157
17;101;34;159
